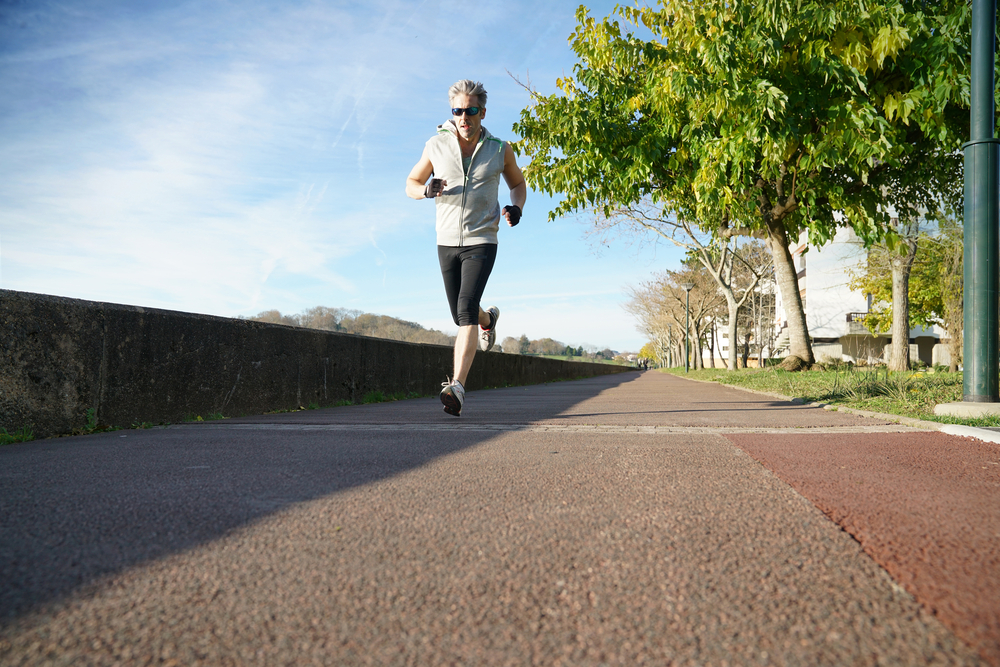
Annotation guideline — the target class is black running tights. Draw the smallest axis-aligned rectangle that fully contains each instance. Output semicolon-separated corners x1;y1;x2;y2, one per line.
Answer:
437;244;498;327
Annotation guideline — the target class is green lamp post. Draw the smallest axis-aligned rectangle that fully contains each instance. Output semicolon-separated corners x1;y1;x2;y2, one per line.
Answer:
963;0;1000;403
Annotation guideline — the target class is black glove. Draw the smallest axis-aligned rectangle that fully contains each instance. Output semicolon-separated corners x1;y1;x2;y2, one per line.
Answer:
424;178;445;199
502;204;522;226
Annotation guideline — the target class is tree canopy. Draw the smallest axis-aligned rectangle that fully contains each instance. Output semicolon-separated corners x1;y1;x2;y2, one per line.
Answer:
516;0;969;235
514;0;973;365
848;209;964;369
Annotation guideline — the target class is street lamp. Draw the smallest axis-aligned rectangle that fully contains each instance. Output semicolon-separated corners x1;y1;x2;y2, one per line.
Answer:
681;282;695;372
965;0;999;402
935;0;1000;419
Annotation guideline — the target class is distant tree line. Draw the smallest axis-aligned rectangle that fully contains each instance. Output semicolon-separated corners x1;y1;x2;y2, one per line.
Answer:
242;306;456;346
243;307;628;361
498;334;617;361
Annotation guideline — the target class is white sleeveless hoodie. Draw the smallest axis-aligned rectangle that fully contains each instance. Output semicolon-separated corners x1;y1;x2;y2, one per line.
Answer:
424;120;506;246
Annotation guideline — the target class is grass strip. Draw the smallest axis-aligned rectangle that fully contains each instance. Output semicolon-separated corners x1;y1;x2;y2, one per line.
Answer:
663;367;1000;428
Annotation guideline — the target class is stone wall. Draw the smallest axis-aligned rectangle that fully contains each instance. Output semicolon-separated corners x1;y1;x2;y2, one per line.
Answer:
1;290;632;438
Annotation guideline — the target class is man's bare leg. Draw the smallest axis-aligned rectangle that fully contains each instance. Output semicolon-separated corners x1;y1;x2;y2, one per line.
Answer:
453;308;492;385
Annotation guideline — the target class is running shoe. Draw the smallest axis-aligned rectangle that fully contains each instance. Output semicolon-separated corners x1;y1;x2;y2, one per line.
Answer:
479;306;500;352
440;379;465;416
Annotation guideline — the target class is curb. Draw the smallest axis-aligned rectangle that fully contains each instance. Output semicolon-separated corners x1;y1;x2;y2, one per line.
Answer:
669;372;1000;443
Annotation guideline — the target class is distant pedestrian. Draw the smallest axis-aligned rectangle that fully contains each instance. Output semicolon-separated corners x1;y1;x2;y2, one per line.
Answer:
405;79;526;416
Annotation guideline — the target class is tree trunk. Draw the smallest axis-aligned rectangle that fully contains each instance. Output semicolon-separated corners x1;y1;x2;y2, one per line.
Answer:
707;322;716;369
946;299;963;373
888;240;918;372
756;302;765;367
766;220;814;364
726;300;740;371
941;240;963;373
692;323;704;369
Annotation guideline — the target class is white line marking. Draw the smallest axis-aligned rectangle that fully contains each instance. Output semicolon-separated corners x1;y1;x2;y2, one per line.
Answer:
172;423;927;435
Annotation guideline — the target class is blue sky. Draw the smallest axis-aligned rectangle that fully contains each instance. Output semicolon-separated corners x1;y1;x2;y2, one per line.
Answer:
0;0;682;352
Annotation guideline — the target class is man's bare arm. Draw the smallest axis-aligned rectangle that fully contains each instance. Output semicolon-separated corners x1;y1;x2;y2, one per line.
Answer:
405;147;446;199
501;143;526;225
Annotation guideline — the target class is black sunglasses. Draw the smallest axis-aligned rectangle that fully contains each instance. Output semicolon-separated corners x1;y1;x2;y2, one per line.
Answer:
451;107;482;116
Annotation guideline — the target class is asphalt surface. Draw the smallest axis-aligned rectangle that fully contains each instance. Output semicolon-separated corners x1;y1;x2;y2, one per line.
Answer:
1;370;997;666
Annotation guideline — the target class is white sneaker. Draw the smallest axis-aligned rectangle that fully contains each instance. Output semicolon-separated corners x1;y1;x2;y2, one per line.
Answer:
440;379;465;416
479;306;500;352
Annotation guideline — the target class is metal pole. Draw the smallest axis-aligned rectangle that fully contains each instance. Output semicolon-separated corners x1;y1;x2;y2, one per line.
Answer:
963;0;1000;402
685;290;691;373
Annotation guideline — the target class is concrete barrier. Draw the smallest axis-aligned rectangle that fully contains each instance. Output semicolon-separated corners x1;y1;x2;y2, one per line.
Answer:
1;290;633;439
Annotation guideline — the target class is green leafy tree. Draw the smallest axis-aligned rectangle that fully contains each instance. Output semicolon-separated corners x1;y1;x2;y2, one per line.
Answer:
849;209;963;370
638;341;658;364
515;1;970;368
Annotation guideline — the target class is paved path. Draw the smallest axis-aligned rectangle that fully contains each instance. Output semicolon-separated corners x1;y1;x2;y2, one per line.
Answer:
1;371;997;665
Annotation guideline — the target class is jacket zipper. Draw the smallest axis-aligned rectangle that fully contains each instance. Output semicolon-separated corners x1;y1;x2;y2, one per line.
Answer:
458;133;485;247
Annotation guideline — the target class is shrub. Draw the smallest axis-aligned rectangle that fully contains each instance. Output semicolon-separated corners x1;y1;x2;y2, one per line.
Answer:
819;355;854;371
0;426;34;446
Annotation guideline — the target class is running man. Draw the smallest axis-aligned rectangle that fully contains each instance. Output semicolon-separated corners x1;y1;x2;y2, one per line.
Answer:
405;79;527;416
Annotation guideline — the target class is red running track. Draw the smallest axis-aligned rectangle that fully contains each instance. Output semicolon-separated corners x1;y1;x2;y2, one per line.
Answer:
726;431;1000;665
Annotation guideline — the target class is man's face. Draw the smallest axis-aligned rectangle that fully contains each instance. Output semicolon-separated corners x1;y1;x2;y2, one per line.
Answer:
451;93;484;141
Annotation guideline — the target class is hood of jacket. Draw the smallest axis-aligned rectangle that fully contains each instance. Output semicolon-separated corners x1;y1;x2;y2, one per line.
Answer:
436;119;496;142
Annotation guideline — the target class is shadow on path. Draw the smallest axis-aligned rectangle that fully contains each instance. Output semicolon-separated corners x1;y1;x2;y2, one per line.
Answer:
0;373;639;622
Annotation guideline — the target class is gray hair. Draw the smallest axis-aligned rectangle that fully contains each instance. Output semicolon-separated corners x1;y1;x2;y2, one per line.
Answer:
448;79;487;108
